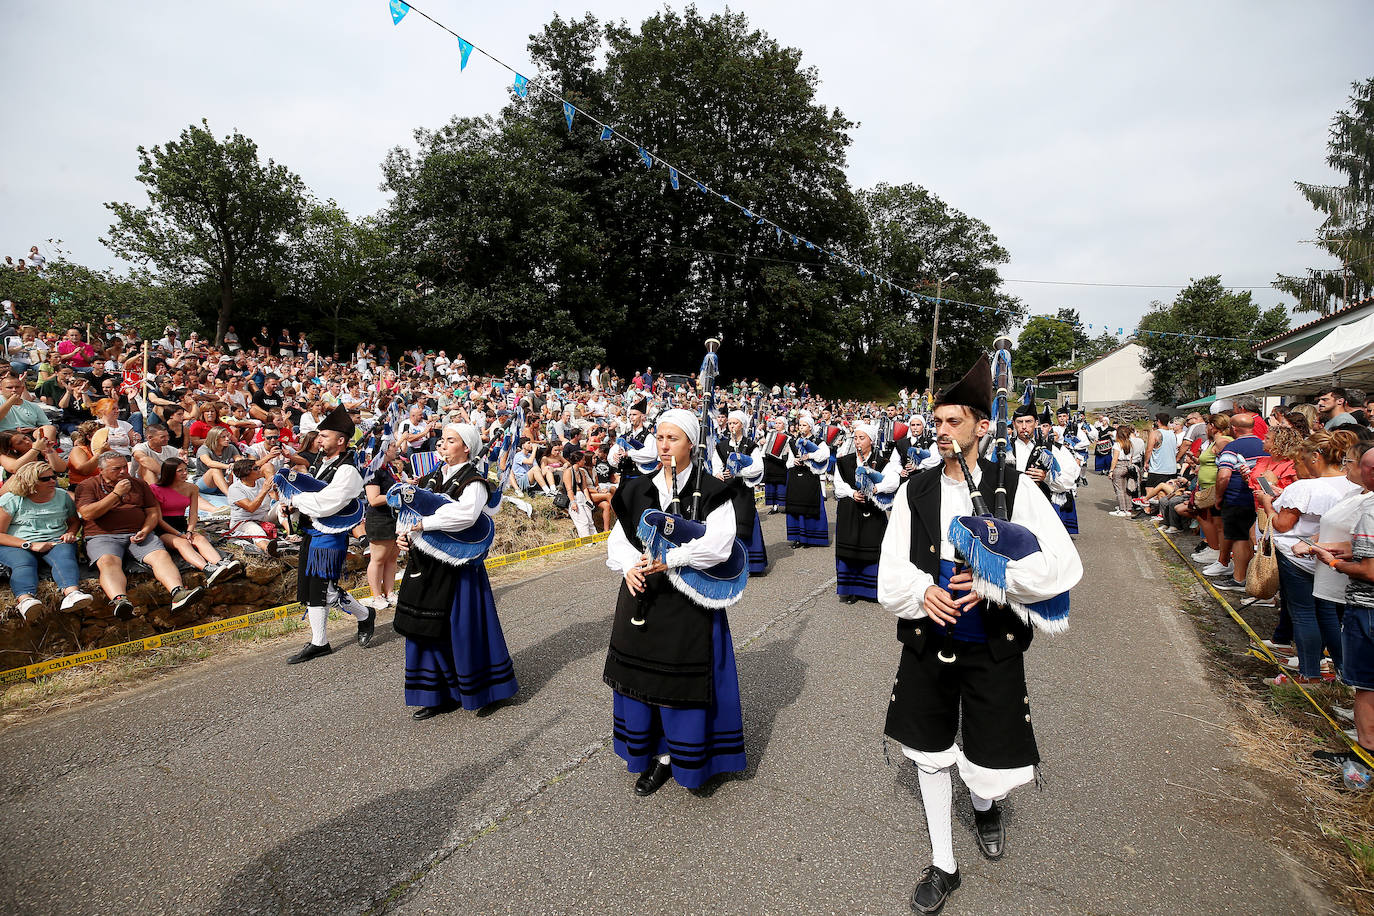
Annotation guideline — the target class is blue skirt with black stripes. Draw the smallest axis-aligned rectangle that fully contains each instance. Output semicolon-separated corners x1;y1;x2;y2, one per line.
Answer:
611;609;747;789
404;564;519;711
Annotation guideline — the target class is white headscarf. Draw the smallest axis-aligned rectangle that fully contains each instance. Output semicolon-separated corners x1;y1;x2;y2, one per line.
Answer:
656;408;700;446
728;410;750;429
854;422;879;444
446;422;482;460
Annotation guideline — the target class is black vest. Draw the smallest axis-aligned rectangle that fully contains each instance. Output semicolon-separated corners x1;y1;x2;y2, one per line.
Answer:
603;468;733;707
897;459;1031;661
715;437;757;466
835;451;888;563
882;436;914;468
392;463;492;642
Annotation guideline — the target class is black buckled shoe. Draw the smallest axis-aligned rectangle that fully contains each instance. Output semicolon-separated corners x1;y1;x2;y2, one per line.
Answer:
357;608;377;647
633;760;674;796
412;702;457;721
974;802;1005;860
287;642;333;665
910;865;960;914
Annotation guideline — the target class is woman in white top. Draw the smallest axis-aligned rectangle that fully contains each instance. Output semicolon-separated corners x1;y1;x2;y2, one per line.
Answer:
89;397;138;458
1108;425;1137;515
1260;431;1361;682
1295;438;1373;643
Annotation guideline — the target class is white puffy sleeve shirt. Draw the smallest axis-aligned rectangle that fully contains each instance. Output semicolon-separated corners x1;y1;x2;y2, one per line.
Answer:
607;467;738;576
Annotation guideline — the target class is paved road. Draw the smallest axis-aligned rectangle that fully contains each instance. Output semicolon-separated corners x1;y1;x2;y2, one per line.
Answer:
0;485;1337;915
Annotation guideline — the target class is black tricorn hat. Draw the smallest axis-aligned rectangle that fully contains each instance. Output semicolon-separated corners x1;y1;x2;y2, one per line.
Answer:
934;354;993;416
629;397;648;415
1038;405;1054;425
1012;404;1037;420
317;403;356;438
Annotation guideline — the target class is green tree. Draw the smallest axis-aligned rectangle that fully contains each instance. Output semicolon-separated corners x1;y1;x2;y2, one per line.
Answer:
1014;315;1076;377
1274;78;1374;314
1137;276;1289;403
0;259;196;343
852;183;1022;390
103;120;306;345
289;201;389;357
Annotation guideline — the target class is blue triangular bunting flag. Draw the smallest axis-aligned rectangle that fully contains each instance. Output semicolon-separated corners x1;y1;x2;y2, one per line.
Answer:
743;209;753;219
668;167;680;190
457;37;473;70
757;217;766;225
696;180;707;193
390;0;409;25
563;102;574;132
775;227;783;242
600;125;613;141
638;147;653;168
513;74;528;98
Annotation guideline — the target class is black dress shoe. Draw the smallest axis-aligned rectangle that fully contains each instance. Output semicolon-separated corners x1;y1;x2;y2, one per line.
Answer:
357;609;377;647
287;642;333;665
790;542;801;549
633;760;673;796
974;802;1005;860
412;702;457;721
842;594;858;604
910;865;961;915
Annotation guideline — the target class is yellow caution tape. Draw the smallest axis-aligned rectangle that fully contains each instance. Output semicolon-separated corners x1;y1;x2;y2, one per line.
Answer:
0;529;611;686
1153;524;1374;770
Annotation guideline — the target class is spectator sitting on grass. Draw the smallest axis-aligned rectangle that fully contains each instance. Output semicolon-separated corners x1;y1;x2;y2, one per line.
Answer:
0;461;93;621
0;428;67;477
195;426;240;496
226;458;282;555
150;458;241;586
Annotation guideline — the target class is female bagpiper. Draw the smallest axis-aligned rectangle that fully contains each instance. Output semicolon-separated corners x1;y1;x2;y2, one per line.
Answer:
716;410;768;575
785;413;831;548
392;423;518;719
603;409;748;796
832;421;897;603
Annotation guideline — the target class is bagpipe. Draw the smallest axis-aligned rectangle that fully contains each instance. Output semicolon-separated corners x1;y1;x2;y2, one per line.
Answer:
943;336;1071;664
725;451;756;477
853;463;893;511
616;435;661;474
386;482;497;567
632;336;749;624
274;467;365;535
791;435;829;472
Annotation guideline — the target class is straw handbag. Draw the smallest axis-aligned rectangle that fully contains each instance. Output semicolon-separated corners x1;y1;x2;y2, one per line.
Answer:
1246;513;1280;599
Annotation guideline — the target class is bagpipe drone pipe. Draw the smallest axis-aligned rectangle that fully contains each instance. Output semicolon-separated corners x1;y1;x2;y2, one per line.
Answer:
943;337;1070;663
386;482;497;566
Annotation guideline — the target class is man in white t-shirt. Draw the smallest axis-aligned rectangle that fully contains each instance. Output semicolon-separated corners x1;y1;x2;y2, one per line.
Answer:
132;425;182;485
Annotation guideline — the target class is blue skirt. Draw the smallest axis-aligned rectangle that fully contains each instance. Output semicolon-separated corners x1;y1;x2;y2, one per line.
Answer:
1094;452;1111;473
404;564;519;710
747;512;768;575
1056;499;1080;535
764;482;786;506
836;557;879;600
611;610;747;789
787;501;830;546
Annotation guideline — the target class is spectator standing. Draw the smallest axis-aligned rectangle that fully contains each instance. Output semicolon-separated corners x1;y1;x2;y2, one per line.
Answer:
1205;414;1267;587
0;462;92;620
1318;387;1359;431
363;443;403;611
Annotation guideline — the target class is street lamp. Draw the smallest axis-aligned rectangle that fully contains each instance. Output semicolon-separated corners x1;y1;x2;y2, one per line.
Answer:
927;271;959;393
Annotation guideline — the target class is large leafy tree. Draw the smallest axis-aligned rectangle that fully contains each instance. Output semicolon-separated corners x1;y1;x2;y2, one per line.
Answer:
288;200;390;358
1274;78;1374;314
0;259;196;342
1014;316;1076;377
103;120;306;345
1138;276;1289;403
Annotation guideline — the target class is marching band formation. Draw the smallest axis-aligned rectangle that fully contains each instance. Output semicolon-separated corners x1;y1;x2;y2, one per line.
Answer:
275;339;1084;915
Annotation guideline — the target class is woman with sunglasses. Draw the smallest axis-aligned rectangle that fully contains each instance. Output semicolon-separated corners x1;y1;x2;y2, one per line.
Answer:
0;461;92;621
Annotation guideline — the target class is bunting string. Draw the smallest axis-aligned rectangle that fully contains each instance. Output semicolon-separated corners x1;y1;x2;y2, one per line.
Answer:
384;1;1259;346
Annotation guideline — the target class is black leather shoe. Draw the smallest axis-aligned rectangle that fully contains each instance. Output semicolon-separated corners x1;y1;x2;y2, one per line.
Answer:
412;702;456;721
287;642;333;665
790;542;801;549
633;760;673;796
357;609;377;647
910;865;960;914
974;802;1005;860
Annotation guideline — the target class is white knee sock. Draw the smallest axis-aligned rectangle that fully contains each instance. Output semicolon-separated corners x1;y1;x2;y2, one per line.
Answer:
306;605;328;646
970;792;994;813
656;753;671;765
917;766;956;873
329;584;371;620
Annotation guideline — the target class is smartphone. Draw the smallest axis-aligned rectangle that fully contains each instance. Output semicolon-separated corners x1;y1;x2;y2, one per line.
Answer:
1257;477;1277;497
1296;535;1319;550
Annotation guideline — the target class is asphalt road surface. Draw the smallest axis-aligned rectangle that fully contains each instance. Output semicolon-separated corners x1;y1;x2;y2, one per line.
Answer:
0;484;1338;915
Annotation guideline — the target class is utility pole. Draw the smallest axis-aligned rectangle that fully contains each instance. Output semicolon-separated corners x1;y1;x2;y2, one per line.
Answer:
927;271;958;393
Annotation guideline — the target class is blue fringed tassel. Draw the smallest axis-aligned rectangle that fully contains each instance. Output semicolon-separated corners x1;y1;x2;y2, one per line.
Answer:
946;520;1010;595
1028;592;1071;633
305;531;348;580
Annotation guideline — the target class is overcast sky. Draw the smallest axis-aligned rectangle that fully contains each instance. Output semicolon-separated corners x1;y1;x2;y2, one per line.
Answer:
5;0;1371;339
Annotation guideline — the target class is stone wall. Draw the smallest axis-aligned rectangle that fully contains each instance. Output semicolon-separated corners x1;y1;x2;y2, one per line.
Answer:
0;497;580;673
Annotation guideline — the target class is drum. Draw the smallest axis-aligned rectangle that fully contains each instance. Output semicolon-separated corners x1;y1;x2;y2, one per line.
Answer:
765;432;792;459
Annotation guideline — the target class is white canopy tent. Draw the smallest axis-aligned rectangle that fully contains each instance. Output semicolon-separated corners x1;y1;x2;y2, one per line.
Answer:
1216;315;1374;398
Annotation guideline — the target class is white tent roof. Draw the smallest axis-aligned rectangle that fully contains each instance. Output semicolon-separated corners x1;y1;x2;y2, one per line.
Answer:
1216;314;1374;398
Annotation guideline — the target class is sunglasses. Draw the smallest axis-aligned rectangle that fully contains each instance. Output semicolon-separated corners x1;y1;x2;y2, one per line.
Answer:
37;475;56;482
